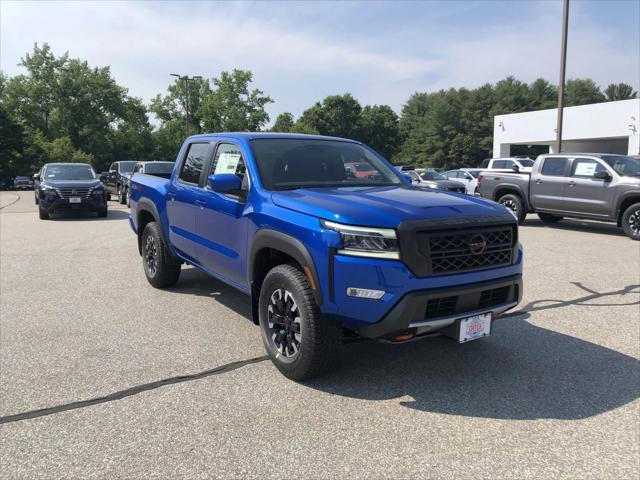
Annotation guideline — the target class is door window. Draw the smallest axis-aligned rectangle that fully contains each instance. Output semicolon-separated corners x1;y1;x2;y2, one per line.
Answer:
541;157;567;176
179;143;209;184
571;158;606;178
208;143;248;195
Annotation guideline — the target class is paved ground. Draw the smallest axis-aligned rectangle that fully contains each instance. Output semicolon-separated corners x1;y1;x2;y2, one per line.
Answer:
1;190;639;479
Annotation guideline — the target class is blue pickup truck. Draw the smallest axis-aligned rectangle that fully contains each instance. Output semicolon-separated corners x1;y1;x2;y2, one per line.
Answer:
129;133;523;380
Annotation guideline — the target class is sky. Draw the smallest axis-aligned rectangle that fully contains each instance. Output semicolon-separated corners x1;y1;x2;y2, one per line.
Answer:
1;0;639;122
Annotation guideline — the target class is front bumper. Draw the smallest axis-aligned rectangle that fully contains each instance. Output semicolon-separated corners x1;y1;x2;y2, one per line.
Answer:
39;194;107;213
355;274;522;339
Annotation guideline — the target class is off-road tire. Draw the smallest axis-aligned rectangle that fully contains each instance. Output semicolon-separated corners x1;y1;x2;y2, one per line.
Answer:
499;193;526;224
259;264;340;381
118;186;127;204
537;212;563;223
621;202;640;240
141;221;181;288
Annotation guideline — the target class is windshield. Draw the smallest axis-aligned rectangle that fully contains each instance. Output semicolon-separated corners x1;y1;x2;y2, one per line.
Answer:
518;159;535;167
119;161;137;173
144;162;174;174
467;170;481;178
601;155;640;177
44;164;96;181
419;170;447;180
250;139;404;190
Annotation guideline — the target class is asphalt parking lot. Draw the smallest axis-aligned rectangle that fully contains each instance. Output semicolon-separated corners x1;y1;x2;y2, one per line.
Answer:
1;190;639;479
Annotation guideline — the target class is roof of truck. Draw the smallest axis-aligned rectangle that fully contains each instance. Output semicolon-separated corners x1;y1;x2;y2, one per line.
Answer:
186;132;359;143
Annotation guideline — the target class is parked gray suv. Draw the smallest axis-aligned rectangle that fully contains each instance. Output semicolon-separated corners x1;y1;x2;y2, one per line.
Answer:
477;153;640;240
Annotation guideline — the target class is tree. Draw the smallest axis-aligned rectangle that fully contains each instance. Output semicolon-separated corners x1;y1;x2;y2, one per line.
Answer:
270;112;295;133
0;104;27;181
604;83;637;101
564;79;605;106
358;105;400;160
199;69;273;132
296;93;361;138
528;78;557;110
2;43;153;172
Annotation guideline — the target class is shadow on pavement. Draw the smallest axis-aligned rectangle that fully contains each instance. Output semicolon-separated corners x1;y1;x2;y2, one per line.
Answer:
51;209;130;221
523;216;626;237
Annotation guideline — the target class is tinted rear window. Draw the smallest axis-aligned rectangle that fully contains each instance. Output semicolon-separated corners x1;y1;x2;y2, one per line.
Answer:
144;163;174;175
541;157;567;176
179;144;209;184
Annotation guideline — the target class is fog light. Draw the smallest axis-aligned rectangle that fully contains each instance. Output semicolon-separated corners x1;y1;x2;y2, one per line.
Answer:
346;288;385;300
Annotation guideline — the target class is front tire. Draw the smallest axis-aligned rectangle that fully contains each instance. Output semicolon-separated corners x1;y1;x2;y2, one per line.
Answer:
259;264;340;381
621;202;640;240
118;186;127;204
499;193;526;224
141;221;181;287
97;206;108;218
537;212;563;223
38;206;49;220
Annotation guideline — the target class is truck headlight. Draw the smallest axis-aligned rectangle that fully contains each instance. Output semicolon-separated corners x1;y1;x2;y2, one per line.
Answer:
322;220;399;259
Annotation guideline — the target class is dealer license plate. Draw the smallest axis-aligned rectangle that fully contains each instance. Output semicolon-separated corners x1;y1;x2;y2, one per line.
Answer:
458;312;491;343
69;197;82;203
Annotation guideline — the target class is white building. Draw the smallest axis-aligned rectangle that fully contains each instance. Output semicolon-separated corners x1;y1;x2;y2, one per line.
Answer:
493;98;640;158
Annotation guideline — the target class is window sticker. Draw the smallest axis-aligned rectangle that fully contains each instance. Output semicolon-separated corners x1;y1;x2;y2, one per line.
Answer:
214;152;242;174
574;162;597;176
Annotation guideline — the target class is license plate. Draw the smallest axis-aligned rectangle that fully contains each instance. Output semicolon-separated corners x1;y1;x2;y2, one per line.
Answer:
69;197;82;203
458;312;491;343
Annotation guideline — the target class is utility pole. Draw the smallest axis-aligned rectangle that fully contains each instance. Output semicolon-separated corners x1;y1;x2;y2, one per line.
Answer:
555;0;570;153
170;74;203;137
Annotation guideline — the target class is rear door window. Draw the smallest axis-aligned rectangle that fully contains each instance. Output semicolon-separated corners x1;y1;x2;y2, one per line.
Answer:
179;143;209;184
541;157;567;176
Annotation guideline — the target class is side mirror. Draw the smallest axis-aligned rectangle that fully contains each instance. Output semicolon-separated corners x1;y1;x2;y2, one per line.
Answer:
594;170;612;181
511;164;520;172
33;173;40;181
207;174;242;193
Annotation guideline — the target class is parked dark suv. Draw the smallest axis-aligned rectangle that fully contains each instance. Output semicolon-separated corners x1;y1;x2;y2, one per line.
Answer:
105;161;137;204
34;163;108;219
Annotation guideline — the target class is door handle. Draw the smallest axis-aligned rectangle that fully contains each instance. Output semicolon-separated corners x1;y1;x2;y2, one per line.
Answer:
567;181;576;187
167;193;176;201
195;200;206;209
534;179;543;184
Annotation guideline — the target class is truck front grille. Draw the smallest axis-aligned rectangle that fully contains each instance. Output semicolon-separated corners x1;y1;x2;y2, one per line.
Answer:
425;295;458;317
58;187;91;199
424;284;515;320
426;227;513;275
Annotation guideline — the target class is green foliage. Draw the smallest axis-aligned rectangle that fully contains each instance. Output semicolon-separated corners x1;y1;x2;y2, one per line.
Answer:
604;83;637;101
564;79;605;106
296;94;362;138
271;112;295;133
357;105;400;160
1;43;635;179
0;43;153;177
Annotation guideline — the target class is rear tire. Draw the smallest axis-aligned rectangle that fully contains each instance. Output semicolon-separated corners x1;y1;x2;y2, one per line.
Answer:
118;186;127;204
537;212;563;223
259;264;340;381
621;202;640;240
38;206;49;220
141;221;181;288
499;193;526;224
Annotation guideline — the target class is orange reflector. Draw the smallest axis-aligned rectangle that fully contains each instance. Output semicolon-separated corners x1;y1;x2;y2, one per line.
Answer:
303;266;316;290
393;332;414;342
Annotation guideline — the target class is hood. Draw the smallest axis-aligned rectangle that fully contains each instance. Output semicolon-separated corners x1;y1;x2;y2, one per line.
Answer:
42;179;103;188
272;186;512;228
